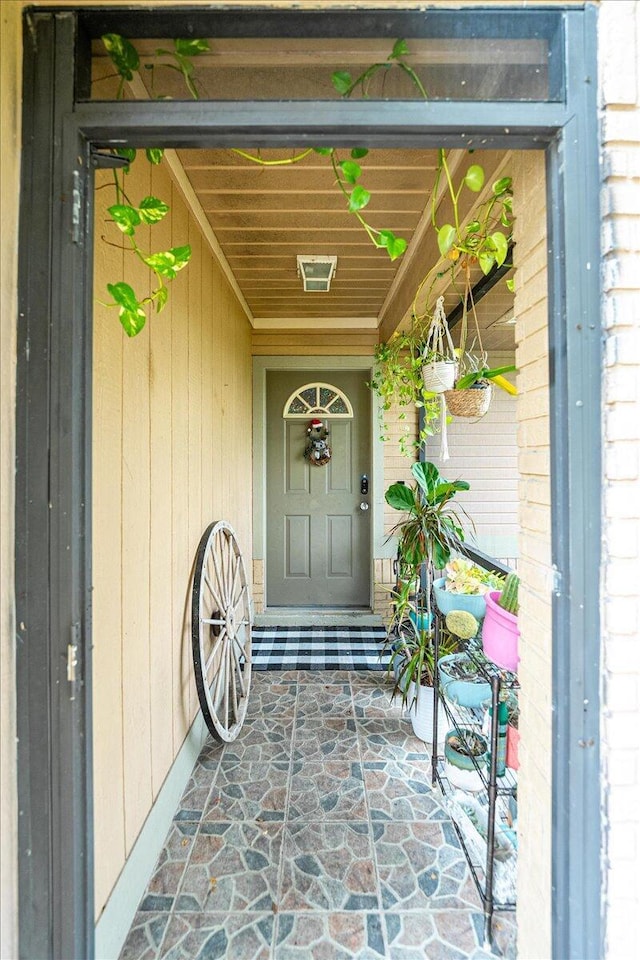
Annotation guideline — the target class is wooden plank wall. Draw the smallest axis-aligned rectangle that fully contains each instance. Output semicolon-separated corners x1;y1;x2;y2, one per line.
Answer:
92;159;252;918
424;353;519;563
251;328;377;356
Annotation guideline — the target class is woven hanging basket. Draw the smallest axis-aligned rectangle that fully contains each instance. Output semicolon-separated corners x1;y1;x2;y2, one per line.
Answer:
422;359;457;394
445;384;492;418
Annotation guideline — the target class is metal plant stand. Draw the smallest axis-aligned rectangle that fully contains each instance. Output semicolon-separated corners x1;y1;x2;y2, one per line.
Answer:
191;520;253;742
431;612;518;948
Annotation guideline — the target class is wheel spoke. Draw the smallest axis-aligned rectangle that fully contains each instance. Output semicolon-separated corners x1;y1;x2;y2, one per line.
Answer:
211;546;227;615
203;570;224;614
225;535;235;605
204;629;225;678
229;554;241;608
229;642;239;718
233;583;248;615
222;638;230;729
230;635;247;697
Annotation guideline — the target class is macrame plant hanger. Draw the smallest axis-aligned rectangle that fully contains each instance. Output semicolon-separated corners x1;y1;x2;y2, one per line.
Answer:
424;295;456;461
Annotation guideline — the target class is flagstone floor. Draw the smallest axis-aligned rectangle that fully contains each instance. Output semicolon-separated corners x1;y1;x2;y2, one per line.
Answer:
119;671;517;960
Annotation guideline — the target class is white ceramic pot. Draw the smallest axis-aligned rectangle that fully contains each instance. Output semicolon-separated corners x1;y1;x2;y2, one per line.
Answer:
421;359;457;394
407;682;446;747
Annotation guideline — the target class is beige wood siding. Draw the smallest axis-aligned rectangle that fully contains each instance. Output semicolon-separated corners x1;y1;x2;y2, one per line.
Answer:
92;158;252;918
511;152;552;960
424;353;519;565
252;328;377;355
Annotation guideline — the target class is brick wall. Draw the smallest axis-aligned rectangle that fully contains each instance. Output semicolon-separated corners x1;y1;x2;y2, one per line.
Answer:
599;2;640;956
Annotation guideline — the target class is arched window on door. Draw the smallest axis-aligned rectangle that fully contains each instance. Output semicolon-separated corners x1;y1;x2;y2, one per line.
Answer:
282;382;354;419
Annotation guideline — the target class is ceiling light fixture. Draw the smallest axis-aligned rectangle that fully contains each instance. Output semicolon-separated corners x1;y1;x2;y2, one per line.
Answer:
297;255;337;292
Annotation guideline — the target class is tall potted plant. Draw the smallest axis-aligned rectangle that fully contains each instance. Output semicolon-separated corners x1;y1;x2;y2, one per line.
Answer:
385;461;471;741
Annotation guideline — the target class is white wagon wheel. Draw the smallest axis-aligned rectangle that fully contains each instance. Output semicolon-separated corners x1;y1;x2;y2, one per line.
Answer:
191;521;252;742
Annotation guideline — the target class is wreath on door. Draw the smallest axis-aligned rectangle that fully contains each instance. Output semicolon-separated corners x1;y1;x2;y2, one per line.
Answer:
305;418;331;466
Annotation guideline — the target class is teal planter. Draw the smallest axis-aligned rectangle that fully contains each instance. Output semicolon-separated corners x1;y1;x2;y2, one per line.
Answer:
432;578;488;620
408;608;433;631
438;653;492;709
444;727;488;792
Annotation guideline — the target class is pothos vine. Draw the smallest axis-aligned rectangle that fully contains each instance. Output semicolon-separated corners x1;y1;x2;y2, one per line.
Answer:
98;34;421;336
98;34;513;352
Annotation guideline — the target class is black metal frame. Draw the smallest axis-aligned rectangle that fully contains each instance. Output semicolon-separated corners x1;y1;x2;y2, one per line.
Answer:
15;5;601;959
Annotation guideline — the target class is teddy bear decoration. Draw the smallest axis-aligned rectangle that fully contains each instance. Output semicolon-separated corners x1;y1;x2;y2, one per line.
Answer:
304;418;331;466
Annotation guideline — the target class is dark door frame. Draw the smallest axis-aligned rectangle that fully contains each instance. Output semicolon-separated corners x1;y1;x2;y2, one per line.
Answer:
16;5;601;959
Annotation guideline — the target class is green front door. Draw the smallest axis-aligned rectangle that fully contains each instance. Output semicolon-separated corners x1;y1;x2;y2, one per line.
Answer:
266;370;371;607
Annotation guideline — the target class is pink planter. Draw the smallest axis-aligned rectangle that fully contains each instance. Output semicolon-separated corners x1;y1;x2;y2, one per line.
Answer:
482;591;519;672
506;724;520;770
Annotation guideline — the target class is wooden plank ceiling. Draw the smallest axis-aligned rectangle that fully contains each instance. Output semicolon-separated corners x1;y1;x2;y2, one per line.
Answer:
176;147;438;326
174;146;515;354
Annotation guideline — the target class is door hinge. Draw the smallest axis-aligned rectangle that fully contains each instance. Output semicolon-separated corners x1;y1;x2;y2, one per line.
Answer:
71;170;82;245
67;622;81;698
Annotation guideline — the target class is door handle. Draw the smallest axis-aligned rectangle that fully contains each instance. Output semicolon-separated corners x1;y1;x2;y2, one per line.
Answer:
360;501;369;511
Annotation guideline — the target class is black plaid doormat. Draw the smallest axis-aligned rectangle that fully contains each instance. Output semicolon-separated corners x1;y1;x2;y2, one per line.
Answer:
252;625;391;671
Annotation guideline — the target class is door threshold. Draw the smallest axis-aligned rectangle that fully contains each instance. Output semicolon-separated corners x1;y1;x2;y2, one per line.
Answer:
256;608;384;627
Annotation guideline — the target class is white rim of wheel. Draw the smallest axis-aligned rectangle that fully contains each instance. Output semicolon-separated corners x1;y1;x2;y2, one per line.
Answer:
191;520;252;742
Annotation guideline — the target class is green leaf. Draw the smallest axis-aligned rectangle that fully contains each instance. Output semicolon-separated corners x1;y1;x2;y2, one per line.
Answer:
339;159;362;184
411;460;441;498
478;251;496;275
433;540;451;571
154;286;168;313
108;204;141;236
378;230;407;260
455;371;482;391
485;364;517;378
115;147;136;163
391;38;410;60
464;164;485;192
145;148;164;165
493;176;512;196
107;281;140;311
101;34;139;81
119;307;146;337
506;277;515;293
385;482;416;513
489;230;509;266
437;224;456;257
313;147;333;156
332;70;352;95
466;219;481;234
174;38;210;56
144;244;192;279
348;185;371;212
350;148;369;159
138;196;170;224
107;281;146;337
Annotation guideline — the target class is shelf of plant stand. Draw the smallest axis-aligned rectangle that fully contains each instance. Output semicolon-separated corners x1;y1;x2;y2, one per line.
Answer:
434;761;517;910
437;695;518;796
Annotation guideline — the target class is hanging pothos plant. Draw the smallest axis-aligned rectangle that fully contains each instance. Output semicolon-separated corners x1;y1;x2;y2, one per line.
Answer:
369;148;516;453
97;34;422;336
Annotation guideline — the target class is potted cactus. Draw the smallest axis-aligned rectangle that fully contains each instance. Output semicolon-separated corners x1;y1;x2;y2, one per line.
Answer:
482;572;520;672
